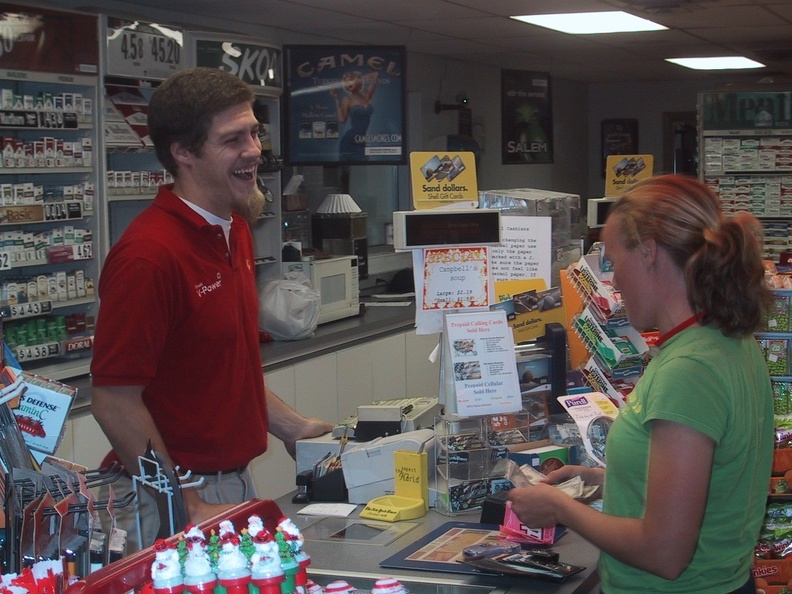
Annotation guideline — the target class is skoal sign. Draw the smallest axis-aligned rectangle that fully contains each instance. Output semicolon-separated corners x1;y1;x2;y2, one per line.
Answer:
195;36;282;96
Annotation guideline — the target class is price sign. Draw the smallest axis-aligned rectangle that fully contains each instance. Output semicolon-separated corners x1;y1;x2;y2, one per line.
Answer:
106;18;184;80
0;250;10;271
47;242;93;264
16;342;61;363
73;243;93;261
8;300;53;320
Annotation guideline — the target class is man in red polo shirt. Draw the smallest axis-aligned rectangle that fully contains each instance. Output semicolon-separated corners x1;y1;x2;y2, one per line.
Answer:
91;67;332;550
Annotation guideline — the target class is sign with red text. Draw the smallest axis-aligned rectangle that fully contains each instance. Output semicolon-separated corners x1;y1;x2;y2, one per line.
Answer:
443;310;521;417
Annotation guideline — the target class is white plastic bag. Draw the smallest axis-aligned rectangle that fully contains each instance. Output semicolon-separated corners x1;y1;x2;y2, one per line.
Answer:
259;273;320;341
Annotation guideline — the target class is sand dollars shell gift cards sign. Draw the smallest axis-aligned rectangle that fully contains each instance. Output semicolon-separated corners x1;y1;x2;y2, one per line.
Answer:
410;151;479;210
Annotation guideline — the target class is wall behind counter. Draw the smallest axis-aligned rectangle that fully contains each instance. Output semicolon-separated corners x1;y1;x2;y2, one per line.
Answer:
58;327;440;501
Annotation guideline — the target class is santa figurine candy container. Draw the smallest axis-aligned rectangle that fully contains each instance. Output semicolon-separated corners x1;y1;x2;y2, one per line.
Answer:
250;531;285;594
278;517;310;594
275;530;299;594
371;577;407;594
215;533;252;594
181;525;217;594
248;514;265;539
150;539;183;594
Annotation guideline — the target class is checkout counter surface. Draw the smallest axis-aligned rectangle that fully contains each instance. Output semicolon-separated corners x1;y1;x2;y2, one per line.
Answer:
276;494;601;594
260;300;416;370
64;497;600;594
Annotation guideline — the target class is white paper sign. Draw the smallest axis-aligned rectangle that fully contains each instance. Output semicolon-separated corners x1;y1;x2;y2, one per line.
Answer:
443;310;522;417
490;216;552;286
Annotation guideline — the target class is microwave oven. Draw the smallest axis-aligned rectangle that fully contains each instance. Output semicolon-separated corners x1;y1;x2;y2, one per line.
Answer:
282;255;360;325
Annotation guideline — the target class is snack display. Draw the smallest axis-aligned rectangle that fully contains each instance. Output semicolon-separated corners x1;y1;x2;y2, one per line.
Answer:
754;287;792;590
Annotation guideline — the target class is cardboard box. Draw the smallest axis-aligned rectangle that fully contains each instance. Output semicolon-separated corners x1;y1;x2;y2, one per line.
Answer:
507;439;571;473
282;193;309;211
341;429;435;504
754;558;792;586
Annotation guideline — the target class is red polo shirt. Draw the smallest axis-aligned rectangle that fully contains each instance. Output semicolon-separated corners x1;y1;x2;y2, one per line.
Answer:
91;185;268;472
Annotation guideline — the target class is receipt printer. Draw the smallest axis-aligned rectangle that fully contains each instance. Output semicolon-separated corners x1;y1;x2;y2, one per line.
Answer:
341;429;435;504
334;396;443;442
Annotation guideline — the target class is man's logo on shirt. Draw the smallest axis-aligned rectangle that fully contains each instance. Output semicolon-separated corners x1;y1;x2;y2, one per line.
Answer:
195;272;223;297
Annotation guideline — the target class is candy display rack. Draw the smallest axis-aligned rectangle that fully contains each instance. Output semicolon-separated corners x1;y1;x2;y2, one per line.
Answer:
64;499;284;594
433;415;512;515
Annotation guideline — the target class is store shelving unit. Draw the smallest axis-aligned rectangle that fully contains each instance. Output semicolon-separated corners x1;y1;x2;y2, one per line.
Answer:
756;289;792;417
0;69;100;379
97;17;185;260
699;88;792;262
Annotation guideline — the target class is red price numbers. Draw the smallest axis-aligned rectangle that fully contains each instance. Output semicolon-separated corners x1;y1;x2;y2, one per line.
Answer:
490;414;520;431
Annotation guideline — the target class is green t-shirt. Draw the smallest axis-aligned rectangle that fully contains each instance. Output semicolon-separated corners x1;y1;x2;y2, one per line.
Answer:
599;325;773;593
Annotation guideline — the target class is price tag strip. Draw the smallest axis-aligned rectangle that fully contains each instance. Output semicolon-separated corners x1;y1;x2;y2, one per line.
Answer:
1;301;54;320
13;336;93;364
15;342;61;363
46;242;93;264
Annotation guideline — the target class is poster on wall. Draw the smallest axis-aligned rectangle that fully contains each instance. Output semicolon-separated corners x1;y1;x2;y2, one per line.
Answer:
501;70;553;164
283;45;406;165
601;119;638;178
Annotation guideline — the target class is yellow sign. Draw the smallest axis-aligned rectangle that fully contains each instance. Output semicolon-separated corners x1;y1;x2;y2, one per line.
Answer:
1;204;45;224
604;154;654;197
492;278;567;344
410;151;478;210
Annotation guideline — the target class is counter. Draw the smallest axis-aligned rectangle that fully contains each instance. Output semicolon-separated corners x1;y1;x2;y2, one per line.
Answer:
67;300;417;411
64;496;601;594
276;494;601;594
261;301;416;371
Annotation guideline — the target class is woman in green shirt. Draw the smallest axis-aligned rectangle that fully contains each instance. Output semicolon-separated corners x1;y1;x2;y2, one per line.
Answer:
509;174;774;593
